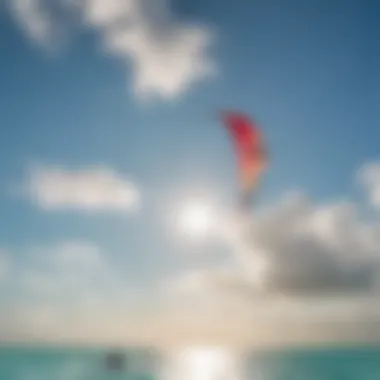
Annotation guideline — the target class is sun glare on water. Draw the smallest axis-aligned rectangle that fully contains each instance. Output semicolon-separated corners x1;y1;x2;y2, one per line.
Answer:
160;346;242;380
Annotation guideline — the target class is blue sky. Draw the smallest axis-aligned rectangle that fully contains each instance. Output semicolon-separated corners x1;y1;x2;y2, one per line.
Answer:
0;0;379;344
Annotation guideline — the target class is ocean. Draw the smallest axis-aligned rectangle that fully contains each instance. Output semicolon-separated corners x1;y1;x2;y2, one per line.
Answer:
0;344;379;380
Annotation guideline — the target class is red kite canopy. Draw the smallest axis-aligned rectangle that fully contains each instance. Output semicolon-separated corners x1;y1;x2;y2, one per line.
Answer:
221;110;268;210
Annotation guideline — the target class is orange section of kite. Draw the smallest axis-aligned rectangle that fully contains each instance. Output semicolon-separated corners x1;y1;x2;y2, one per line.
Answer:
221;110;268;208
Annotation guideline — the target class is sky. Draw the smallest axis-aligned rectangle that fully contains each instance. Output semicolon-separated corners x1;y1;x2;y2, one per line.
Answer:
0;0;379;346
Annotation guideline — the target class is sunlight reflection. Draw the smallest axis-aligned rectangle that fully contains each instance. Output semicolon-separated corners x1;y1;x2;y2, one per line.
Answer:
159;346;242;380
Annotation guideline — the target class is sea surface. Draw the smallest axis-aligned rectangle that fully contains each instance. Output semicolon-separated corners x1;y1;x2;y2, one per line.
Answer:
0;344;379;380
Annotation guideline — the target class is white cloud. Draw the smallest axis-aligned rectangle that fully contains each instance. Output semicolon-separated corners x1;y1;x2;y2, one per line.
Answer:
6;0;217;100
163;164;380;316
242;193;380;296
358;162;380;209
218;193;380;298
0;231;379;346
3;162;380;345
8;0;55;47
25;164;141;212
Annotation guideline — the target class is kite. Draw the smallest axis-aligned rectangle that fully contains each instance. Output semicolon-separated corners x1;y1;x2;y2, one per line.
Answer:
221;110;268;212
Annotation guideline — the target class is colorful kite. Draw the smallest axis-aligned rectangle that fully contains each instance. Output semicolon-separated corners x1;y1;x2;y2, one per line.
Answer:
221;110;268;211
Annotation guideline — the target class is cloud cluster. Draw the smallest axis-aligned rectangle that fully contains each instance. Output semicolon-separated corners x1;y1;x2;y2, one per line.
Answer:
6;0;217;100
242;193;380;296
25;164;140;212
3;158;380;344
166;163;380;306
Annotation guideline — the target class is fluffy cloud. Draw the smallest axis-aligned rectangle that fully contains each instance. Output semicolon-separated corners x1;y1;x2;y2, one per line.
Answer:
6;0;217;100
8;0;62;48
3;162;380;345
358;162;380;209
165;165;380;305
0;233;379;345
240;193;380;296
24;164;141;211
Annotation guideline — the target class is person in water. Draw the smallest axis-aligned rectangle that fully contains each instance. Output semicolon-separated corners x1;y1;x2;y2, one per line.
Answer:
105;351;126;371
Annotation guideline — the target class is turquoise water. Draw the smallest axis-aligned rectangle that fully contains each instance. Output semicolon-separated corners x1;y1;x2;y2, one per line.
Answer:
244;346;380;380
0;344;379;379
